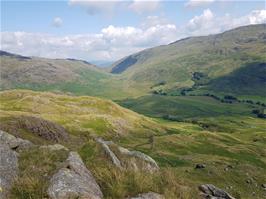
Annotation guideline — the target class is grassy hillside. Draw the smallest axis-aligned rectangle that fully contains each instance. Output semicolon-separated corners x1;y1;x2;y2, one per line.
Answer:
2;25;266;100
110;24;266;98
205;62;266;97
1;90;266;199
0;90;163;143
0;51;145;99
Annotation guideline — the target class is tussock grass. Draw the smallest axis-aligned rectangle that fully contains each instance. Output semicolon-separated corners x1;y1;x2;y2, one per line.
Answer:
10;147;68;199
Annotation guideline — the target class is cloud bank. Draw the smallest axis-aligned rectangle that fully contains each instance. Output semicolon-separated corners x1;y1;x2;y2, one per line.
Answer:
1;9;265;61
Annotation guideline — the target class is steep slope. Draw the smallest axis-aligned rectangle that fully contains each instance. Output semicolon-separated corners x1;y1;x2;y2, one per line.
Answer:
0;50;100;86
206;62;266;96
0;51;143;99
110;24;266;96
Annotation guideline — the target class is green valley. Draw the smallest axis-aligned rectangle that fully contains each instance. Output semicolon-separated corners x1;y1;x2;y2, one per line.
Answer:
0;23;266;199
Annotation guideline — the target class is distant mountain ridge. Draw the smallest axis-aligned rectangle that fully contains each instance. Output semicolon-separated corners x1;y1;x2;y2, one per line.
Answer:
110;24;266;75
1;24;266;99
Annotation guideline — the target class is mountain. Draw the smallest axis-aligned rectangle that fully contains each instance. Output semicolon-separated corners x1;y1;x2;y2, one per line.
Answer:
1;24;266;99
110;24;266;97
0;50;99;86
0;51;144;99
1;24;266;199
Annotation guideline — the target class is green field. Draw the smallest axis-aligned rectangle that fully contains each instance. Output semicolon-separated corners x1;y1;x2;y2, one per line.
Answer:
118;95;262;119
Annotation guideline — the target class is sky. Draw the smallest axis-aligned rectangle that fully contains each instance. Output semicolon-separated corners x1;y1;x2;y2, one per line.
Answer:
1;0;266;62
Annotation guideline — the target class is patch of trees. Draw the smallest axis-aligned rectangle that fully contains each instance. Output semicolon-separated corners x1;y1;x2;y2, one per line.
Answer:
191;72;210;86
180;88;193;96
204;94;238;104
203;93;266;107
252;109;266;119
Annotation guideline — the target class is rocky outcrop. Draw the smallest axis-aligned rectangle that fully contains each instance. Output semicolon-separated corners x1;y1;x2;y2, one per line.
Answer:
96;138;122;168
0;144;18;199
0;116;69;142
128;192;164;199
199;184;236;199
96;138;159;172
118;146;159;171
40;144;68;151
0;130;34;198
48;151;103;199
0;130;33;151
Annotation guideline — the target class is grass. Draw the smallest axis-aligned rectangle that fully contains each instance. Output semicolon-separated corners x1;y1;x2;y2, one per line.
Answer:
0;90;163;141
118;95;258;120
10;147;68;199
1;89;266;198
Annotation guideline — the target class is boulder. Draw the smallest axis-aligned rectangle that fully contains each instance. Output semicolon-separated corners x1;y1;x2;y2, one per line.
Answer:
96;138;122;168
0;130;33;151
199;184;235;199
96;138;159;172
0;144;18;199
118;146;159;171
48;151;103;199
40;144;68;151
128;192;164;199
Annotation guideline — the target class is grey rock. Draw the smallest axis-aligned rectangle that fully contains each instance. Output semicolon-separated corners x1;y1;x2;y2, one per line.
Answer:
96;138;159;172
40;144;68;151
96;138;122;168
0;130;33;151
128;192;164;199
118;146;159;171
199;184;235;199
0;144;18;199
48;151;103;199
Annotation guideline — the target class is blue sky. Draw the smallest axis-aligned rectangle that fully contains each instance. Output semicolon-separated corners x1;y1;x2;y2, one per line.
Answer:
1;0;266;61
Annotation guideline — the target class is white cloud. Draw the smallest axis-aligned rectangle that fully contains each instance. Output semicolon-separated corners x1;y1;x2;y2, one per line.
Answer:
185;0;216;7
1;9;265;62
184;9;266;36
187;9;214;31
0;18;177;61
129;0;160;14
233;10;266;26
52;17;63;28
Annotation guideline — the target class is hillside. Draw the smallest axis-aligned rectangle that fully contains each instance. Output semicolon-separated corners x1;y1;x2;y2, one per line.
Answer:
0;90;162;141
0;51;144;99
0;90;266;199
1;25;266;99
110;24;266;97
